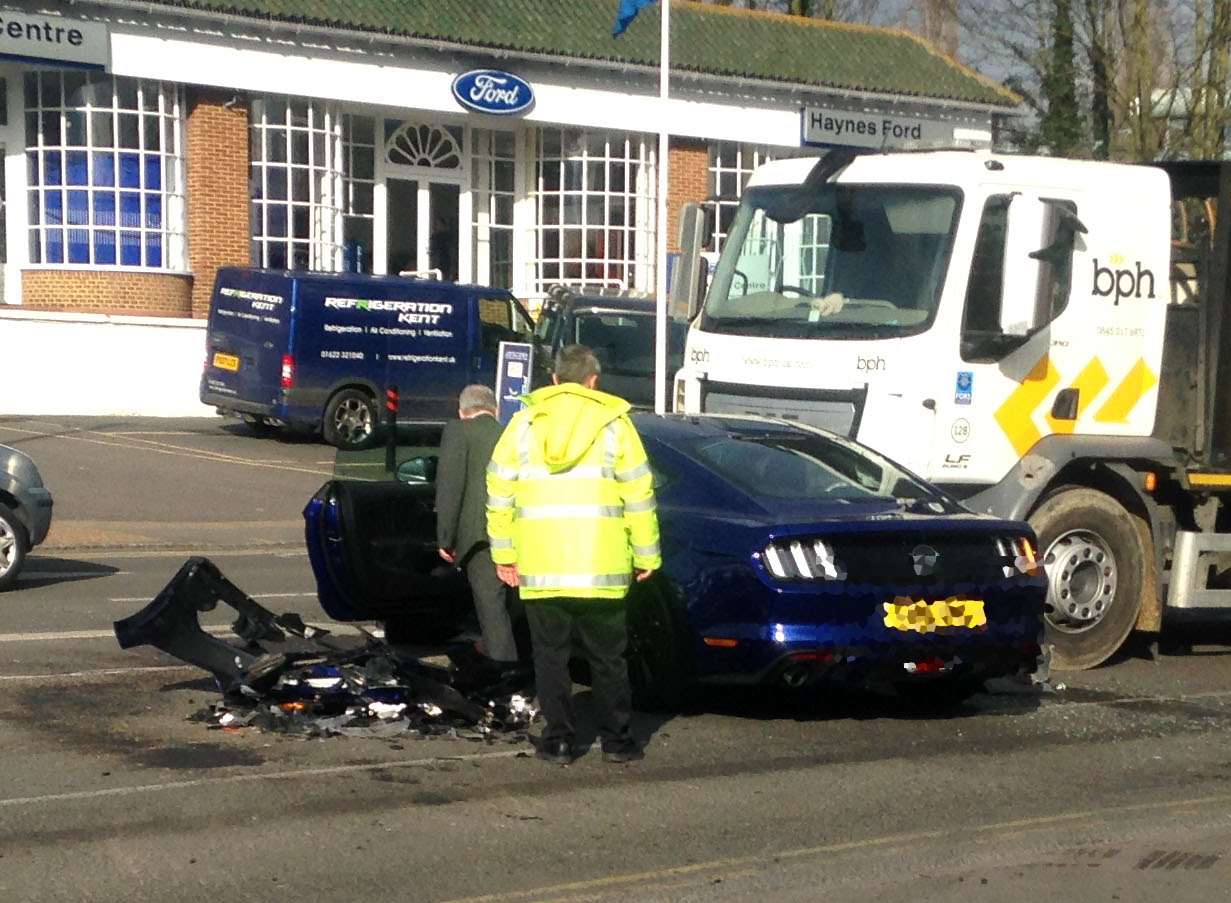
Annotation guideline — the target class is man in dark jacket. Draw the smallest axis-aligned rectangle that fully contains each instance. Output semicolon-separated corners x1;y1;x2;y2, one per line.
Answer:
436;384;518;663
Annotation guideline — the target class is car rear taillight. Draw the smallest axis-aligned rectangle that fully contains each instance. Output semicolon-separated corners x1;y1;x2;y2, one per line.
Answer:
760;538;846;581
280;355;295;390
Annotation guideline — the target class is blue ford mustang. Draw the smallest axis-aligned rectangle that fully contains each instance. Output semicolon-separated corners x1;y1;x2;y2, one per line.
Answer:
304;415;1045;706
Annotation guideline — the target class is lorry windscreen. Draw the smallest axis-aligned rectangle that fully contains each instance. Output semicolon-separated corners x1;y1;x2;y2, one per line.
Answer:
700;183;960;340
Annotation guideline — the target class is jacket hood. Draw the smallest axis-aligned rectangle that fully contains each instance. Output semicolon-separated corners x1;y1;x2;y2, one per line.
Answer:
524;384;630;472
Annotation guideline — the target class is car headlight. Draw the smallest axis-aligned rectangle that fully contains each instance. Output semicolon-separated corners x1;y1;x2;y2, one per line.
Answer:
761;538;846;581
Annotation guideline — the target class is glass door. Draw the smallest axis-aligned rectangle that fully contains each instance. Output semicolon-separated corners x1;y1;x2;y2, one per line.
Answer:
384;178;460;281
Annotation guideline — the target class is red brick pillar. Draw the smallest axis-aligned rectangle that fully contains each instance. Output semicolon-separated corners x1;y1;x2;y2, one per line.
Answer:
185;88;251;319
666;137;710;252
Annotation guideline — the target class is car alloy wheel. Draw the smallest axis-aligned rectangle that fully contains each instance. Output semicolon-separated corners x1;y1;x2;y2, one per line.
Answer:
0;516;16;575
0;507;29;591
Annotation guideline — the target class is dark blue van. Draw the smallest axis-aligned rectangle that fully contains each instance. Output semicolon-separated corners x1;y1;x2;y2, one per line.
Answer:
200;268;535;448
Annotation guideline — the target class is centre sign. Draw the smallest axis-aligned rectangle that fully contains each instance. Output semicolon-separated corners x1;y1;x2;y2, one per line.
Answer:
452;69;535;116
0;12;109;70
801;107;952;150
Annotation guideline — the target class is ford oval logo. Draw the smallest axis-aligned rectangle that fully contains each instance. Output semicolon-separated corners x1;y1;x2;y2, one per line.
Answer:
451;69;535;116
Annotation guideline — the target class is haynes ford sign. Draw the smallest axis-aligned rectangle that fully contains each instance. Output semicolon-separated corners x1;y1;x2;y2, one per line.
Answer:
451;69;534;116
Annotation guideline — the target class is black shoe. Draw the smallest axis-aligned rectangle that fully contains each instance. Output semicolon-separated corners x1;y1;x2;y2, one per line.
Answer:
536;738;574;766
601;742;643;764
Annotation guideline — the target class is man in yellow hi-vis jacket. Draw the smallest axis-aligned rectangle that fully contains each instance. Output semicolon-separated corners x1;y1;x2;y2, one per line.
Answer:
486;344;661;765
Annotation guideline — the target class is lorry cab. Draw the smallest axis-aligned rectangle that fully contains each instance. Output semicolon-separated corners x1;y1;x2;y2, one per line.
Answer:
201;268;534;448
678;150;1169;486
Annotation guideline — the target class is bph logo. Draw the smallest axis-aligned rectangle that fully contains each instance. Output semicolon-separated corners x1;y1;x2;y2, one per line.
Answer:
1092;256;1156;305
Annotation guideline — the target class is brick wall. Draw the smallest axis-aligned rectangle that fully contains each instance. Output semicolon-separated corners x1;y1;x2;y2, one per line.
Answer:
21;270;193;317
666;137;710;252
185;88;252;318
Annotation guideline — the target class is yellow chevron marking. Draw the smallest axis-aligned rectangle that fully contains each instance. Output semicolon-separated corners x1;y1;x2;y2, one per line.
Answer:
1093;359;1158;424
1045;358;1110;434
995;354;1061;457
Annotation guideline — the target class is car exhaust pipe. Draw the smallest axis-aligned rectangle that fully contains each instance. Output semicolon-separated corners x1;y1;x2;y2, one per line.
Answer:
780;664;812;689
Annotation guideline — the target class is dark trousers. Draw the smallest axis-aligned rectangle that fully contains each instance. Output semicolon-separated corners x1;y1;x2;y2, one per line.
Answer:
524;597;633;749
465;548;519;663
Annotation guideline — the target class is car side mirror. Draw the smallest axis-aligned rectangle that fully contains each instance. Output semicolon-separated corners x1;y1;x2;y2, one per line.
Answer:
396;456;438;483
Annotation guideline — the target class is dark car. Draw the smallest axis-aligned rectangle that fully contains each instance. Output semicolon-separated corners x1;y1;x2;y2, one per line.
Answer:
533;285;688;408
303;415;1045;706
0;444;54;591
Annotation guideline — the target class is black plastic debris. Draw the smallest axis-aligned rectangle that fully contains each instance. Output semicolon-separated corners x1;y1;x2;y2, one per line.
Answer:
115;557;537;740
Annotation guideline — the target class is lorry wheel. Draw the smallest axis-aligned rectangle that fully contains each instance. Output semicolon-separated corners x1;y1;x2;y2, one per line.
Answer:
322;389;378;450
0;506;29;592
1029;488;1145;671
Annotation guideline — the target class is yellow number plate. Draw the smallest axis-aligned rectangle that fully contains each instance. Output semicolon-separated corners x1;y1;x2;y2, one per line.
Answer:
213;352;240;372
883;597;987;633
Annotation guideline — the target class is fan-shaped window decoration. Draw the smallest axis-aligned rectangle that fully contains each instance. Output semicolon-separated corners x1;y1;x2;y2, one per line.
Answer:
385;122;462;169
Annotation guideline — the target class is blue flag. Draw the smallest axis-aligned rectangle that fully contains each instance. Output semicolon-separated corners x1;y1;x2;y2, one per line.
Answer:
613;0;656;36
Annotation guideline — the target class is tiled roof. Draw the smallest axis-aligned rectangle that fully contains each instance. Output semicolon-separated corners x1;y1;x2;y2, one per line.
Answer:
127;0;1018;108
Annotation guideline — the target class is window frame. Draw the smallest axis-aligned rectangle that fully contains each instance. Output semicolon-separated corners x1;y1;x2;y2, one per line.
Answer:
24;71;185;271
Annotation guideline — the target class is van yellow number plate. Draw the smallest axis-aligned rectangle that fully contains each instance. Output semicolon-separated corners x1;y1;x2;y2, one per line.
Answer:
883;597;986;633
213;352;240;372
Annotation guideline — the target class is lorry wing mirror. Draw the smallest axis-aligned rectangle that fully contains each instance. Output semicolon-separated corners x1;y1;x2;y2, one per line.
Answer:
999;195;1048;337
672;202;712;321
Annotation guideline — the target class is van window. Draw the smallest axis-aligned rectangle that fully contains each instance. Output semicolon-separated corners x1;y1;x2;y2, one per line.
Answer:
478;296;533;351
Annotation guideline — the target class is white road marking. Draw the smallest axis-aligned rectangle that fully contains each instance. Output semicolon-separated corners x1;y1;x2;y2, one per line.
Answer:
95;431;200;436
107;591;316;603
43;548;307;561
0;748;529;809
0;665;195;682
0;622;370;643
0;424;332;477
19;570;128;580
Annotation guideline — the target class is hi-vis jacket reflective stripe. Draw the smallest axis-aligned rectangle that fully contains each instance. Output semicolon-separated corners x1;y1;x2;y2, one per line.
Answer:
485;383;662;601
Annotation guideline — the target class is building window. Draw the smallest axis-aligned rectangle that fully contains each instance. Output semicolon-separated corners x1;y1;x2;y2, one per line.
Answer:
386;121;462;169
532;128;656;295
25;72;184;268
341;113;375;273
707;142;779;254
250;97;347;271
472;128;515;288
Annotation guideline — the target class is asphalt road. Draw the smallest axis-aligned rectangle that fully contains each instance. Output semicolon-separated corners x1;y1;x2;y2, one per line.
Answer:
3;417;1231;902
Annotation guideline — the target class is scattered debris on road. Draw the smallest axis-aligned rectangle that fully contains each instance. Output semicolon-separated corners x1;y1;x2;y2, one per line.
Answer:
114;557;537;741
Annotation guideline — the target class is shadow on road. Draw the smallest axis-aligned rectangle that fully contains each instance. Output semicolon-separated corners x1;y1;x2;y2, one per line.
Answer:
13;556;120;589
683;678;1042;724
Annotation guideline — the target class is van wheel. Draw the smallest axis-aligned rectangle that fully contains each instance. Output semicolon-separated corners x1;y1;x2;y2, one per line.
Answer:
322;389;378;450
0;506;29;591
1029;487;1145;671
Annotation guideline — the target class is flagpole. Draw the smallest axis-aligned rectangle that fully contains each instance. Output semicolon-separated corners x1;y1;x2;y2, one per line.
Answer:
653;0;670;415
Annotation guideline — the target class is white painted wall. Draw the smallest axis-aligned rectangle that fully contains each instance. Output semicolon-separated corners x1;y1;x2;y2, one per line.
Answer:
0;310;212;417
108;31;996;148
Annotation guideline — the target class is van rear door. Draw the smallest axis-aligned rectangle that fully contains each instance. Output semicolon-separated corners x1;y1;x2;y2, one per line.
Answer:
202;269;293;411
